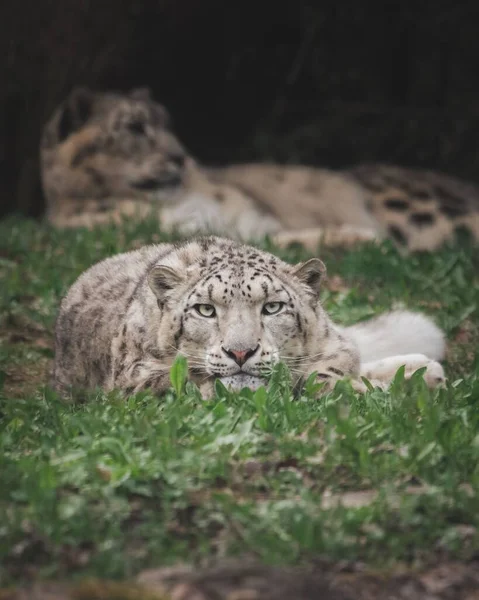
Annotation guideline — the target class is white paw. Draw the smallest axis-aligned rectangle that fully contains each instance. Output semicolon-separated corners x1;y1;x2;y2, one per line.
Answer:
410;358;445;388
272;226;380;251
361;353;445;389
328;224;382;244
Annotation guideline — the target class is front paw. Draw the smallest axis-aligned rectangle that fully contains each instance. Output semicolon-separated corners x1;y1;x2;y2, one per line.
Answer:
407;358;445;388
361;354;446;389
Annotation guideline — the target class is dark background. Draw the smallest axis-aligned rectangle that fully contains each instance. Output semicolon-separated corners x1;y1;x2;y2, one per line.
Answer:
2;0;479;219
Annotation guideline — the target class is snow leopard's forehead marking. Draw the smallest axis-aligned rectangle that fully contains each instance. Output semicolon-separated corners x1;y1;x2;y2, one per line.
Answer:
196;237;281;272
182;238;296;307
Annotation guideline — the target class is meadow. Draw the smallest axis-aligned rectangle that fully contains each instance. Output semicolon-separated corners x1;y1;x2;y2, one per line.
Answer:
0;216;478;591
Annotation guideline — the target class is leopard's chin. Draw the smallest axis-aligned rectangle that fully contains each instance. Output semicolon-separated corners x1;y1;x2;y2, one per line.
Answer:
218;374;266;391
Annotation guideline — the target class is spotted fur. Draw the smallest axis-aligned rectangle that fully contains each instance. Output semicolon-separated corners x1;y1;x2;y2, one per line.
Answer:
52;237;445;398
41;88;479;250
41;88;479;252
347;164;479;251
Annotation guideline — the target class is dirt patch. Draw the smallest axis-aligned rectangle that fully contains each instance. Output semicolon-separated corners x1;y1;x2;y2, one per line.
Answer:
446;318;479;379
0;313;53;397
1;356;52;398
2;558;479;600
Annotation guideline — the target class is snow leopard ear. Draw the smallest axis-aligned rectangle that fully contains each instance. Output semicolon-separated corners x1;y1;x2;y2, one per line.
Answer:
148;265;184;304
129;87;171;127
57;87;95;142
292;258;326;296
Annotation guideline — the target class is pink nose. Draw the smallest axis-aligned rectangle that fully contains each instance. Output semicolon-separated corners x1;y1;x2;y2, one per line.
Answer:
230;349;248;363
222;345;259;366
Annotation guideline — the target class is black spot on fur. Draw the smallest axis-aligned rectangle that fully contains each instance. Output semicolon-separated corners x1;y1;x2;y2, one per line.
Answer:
409;212;435;226
384;197;409;211
439;203;469;218
199;238;213;252
388;225;408;245
412;188;432;200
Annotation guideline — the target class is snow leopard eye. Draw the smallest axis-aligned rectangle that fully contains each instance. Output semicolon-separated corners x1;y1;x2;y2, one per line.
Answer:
194;304;216;318
262;302;284;315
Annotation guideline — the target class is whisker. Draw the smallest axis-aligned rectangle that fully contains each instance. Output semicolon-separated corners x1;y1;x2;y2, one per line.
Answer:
279;356;314;363
164;342;206;361
281;361;316;368
178;352;206;361
279;352;325;363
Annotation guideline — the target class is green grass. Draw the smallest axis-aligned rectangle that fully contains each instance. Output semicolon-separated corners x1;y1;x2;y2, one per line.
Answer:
0;215;478;585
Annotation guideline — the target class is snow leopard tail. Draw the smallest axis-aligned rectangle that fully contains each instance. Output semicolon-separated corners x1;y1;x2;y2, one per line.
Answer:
344;310;446;363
